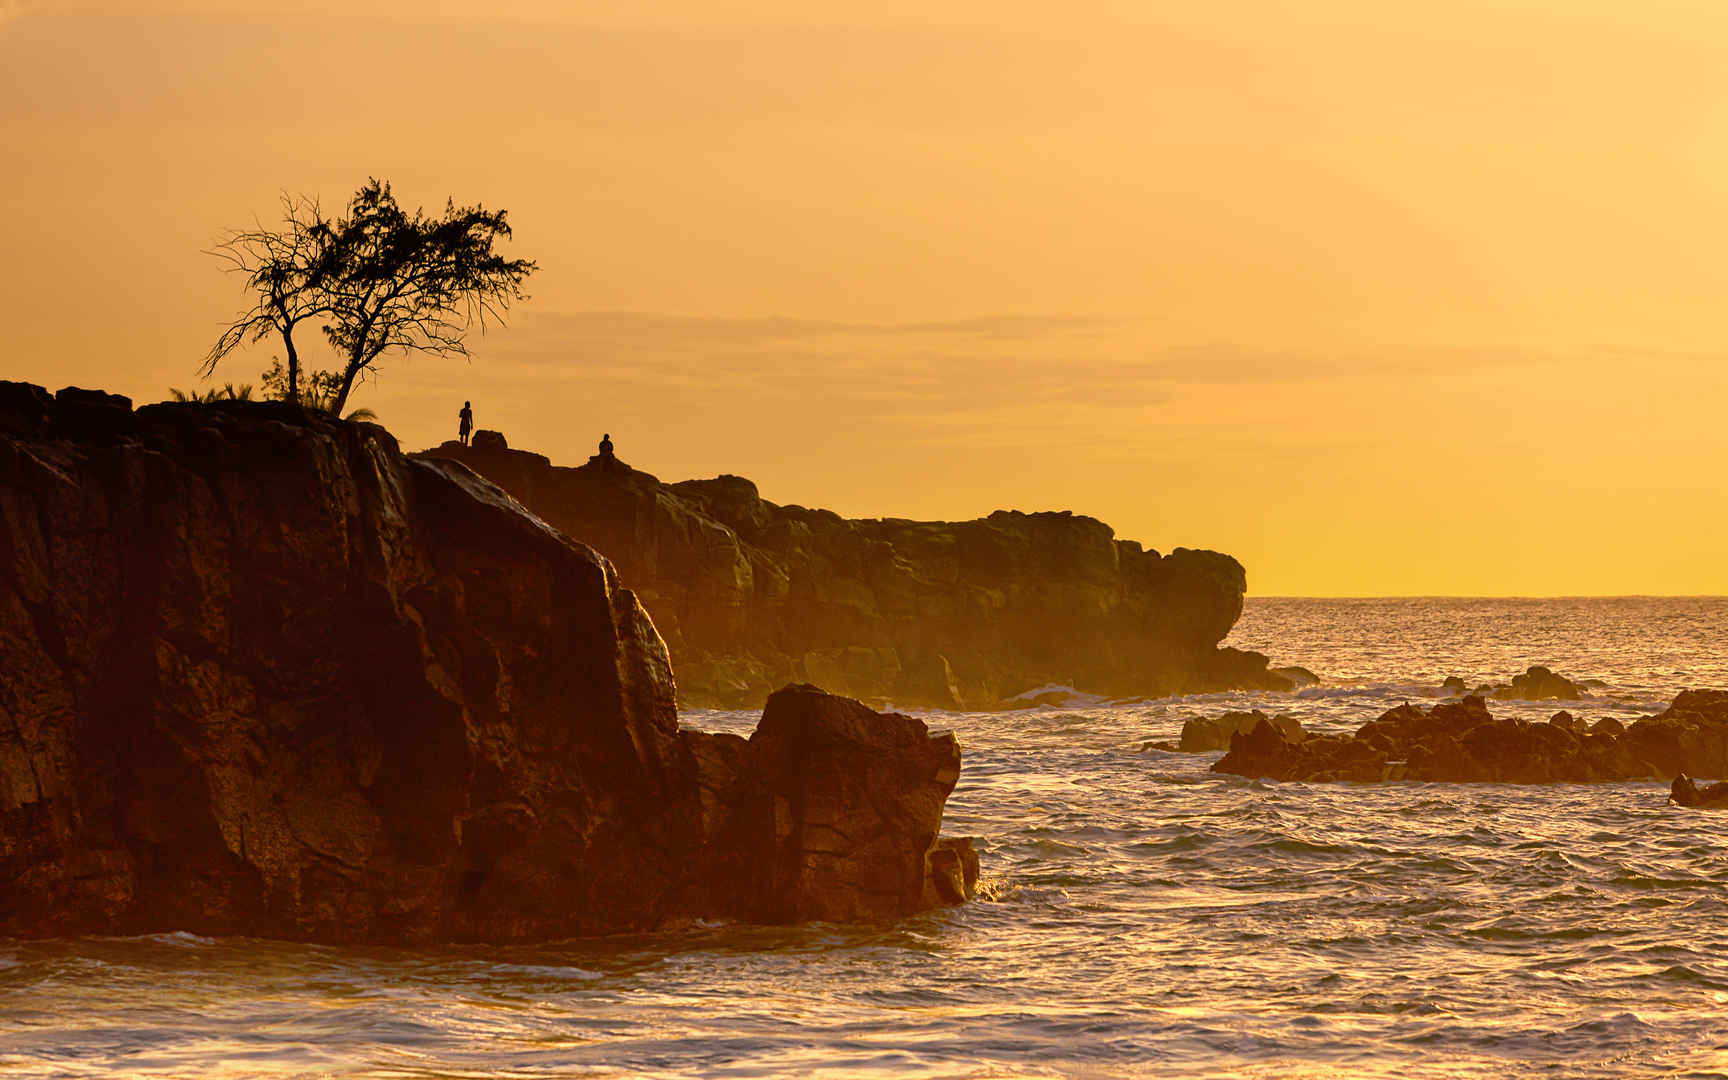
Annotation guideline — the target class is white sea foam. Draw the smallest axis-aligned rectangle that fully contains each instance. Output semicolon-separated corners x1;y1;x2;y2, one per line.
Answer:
141;932;218;947
1003;684;1112;708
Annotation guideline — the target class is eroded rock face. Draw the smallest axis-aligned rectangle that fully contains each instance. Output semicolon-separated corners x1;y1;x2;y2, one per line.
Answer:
0;384;973;942
417;440;1287;709
1212;690;1728;785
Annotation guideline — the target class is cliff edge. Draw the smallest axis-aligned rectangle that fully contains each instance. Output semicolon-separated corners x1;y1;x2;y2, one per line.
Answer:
0;383;972;942
419;437;1283;709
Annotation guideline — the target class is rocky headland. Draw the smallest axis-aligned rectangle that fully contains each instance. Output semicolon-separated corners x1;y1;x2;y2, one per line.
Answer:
417;435;1286;710
1210;690;1728;784
0;383;974;942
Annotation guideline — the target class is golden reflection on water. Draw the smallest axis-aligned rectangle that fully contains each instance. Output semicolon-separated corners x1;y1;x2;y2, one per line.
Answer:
7;600;1728;1077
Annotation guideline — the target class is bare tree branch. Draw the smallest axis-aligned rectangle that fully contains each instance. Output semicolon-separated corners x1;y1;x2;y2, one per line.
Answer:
201;192;340;404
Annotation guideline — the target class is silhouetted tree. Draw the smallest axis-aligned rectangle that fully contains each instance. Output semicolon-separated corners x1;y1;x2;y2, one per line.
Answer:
203;179;536;414
203;195;339;404
319;180;536;415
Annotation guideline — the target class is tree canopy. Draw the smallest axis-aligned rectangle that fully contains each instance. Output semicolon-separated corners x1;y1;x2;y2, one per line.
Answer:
204;179;537;414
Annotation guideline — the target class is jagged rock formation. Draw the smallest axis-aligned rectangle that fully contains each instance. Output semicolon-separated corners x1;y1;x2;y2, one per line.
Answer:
0;382;973;943
1182;710;1305;753
1212;690;1728;784
1141;709;1305;753
417;440;1286;709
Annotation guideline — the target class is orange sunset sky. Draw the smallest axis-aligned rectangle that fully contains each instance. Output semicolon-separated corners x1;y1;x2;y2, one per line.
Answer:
4;2;1727;596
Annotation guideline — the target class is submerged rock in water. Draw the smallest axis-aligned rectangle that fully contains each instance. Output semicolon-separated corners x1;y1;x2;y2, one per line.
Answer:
1670;773;1728;808
1271;665;1321;688
0;383;973;943
1213;690;1728;785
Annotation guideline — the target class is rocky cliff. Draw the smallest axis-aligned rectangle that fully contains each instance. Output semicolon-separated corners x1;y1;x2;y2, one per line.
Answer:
418;438;1283;709
0;383;973;942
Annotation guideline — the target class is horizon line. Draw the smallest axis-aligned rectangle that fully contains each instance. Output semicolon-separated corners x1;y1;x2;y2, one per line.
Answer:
1248;594;1728;601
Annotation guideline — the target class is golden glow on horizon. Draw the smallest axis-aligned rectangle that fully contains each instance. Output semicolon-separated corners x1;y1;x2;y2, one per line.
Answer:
3;2;1727;595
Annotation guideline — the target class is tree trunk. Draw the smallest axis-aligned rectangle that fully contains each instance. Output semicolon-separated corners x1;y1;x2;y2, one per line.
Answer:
284;333;300;405
331;357;363;417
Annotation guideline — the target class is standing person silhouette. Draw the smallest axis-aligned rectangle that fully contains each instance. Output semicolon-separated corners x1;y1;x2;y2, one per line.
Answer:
459;401;473;446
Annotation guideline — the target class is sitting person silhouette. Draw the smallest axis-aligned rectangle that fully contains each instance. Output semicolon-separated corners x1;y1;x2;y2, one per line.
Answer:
458;401;474;446
598;432;614;458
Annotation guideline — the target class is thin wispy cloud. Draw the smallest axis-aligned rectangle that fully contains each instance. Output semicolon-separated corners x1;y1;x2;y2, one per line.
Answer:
513;311;1122;351
397;310;1567;458
0;0;38;27
489;310;1566;387
1137;343;1568;384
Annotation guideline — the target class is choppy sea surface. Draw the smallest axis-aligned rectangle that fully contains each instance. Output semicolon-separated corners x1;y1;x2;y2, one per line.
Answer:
7;597;1728;1079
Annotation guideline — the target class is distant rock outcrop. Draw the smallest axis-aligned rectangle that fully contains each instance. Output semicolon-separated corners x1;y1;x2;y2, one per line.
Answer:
1435;668;1585;701
0;383;972;943
1491;665;1586;702
417;439;1288;709
1212;690;1728;784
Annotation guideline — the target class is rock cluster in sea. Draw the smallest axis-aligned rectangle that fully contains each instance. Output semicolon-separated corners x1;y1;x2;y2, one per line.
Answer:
1438;665;1588;701
1212;690;1728;784
417;438;1288;709
0;383;975;943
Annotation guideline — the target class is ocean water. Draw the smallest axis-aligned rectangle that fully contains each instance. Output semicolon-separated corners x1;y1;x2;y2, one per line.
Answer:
6;597;1728;1079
